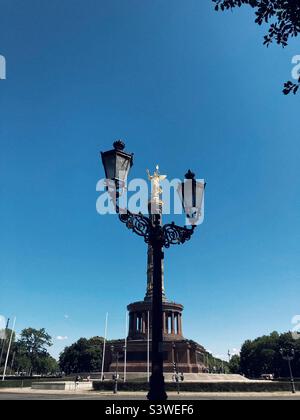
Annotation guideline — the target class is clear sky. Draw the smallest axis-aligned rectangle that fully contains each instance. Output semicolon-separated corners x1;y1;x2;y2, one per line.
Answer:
0;0;300;361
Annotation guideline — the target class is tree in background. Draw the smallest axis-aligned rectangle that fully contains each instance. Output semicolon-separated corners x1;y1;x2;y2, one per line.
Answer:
229;354;241;374
12;342;32;374
205;352;229;373
35;355;59;375
59;336;104;374
0;327;58;375
213;0;300;94
17;328;53;375
239;331;300;378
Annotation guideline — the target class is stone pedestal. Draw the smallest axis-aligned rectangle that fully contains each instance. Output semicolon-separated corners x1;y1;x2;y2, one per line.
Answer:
109;300;206;374
110;338;206;374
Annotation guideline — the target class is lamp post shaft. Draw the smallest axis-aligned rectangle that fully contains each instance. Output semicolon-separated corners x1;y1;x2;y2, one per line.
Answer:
287;358;296;394
113;352;119;394
147;219;167;401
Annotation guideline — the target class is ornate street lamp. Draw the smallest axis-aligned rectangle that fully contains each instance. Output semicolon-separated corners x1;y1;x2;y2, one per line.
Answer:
100;141;205;400
280;348;296;394
177;169;205;223
101;140;134;191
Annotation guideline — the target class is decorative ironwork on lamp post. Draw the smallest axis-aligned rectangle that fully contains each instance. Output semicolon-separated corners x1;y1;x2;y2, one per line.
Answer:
100;141;205;401
280;348;296;394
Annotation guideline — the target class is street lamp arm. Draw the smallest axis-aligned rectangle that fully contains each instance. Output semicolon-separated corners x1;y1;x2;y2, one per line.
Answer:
118;209;152;244
163;223;196;248
118;209;197;248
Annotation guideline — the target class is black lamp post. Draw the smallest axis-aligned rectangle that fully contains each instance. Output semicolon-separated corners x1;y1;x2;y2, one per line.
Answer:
172;343;181;395
101;141;205;401
280;348;296;394
110;345;119;394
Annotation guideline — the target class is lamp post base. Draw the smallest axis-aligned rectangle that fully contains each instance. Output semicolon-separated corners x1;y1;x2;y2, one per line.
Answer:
147;374;168;401
291;380;296;394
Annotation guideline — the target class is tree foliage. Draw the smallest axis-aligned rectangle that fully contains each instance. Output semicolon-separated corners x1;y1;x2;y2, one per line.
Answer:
18;328;52;355
213;0;300;94
237;331;300;378
229;354;241;374
16;328;54;374
0;327;58;376
59;336;104;374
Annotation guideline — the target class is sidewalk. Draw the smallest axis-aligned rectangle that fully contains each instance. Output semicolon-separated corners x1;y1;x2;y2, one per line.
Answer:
0;387;299;399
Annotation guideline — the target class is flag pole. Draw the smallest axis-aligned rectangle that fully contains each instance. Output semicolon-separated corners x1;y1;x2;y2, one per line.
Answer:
100;312;108;382
2;317;16;381
124;311;128;382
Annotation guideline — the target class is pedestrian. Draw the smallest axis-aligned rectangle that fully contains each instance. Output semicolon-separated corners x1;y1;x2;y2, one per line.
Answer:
75;375;81;389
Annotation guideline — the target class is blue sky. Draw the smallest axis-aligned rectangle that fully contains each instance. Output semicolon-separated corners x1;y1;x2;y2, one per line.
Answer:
0;0;300;360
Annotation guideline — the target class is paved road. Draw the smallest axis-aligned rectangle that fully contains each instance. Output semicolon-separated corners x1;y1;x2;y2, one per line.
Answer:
0;392;300;400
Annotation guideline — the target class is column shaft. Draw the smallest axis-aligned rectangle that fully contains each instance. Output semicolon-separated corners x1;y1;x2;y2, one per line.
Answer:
171;312;175;335
179;314;182;336
142;313;146;333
